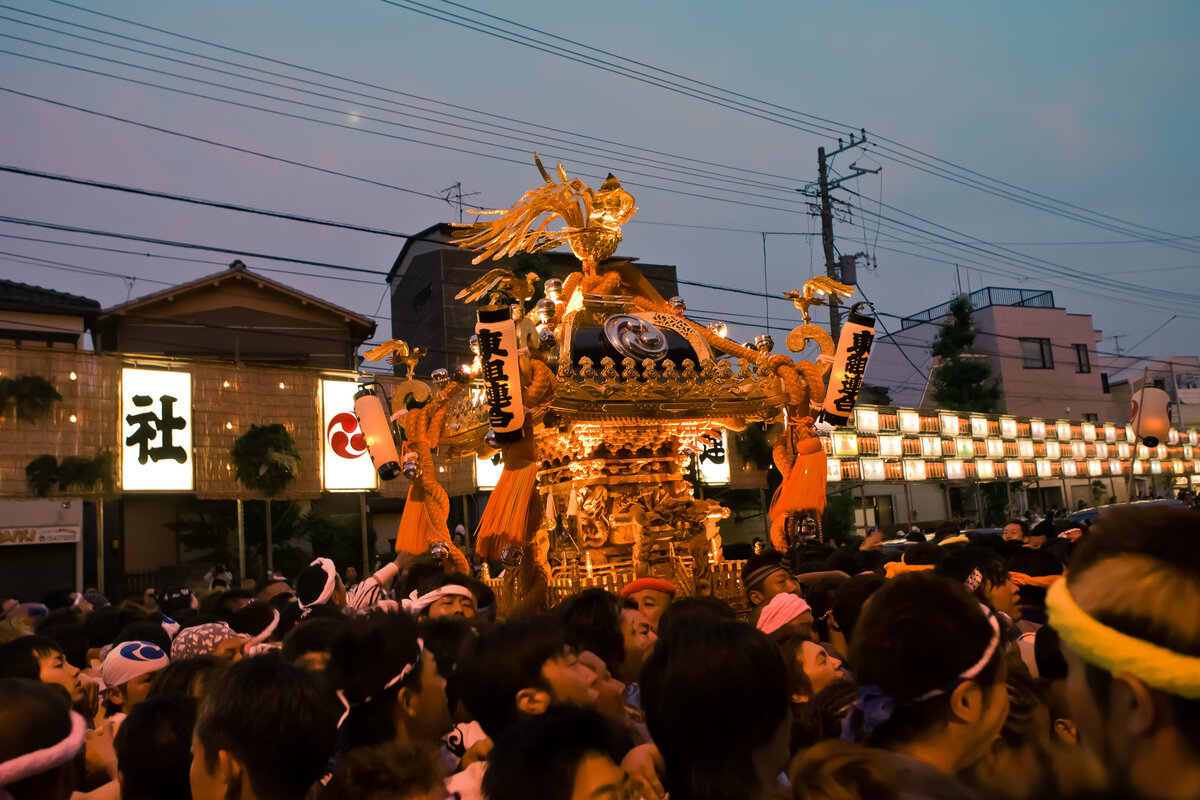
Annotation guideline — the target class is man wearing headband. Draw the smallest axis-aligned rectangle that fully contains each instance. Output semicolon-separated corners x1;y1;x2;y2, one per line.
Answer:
740;551;801;617
0;678;87;800
618;578;676;628
296;554;407;616
1048;505;1200;798
101;641;170;718
170;622;247;662
754;592;815;641
403;575;478;620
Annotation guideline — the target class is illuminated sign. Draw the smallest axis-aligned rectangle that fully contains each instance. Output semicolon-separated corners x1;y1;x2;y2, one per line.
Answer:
1056;421;1072;440
1081;422;1096;442
1036;460;1052;478
821;305;875;426
833;433;858;456
1046;441;1061;459
1103;424;1116;443
985;438;1003;459
1030;419;1046;439
475;455;504;490
898;410;920;434
476;305;527;441
1109;459;1121;475
970;417;988;438
121;368;192;492
1087;459;1102;477
860;459;885;481
1072;441;1087;460
961;438;979;459
921;436;941;457
940;413;960;437
903;459;926;481
1062;460;1078;477
977;461;995;480
879;435;902;457
1006;460;1023;479
827;459;842;482
855;408;879;432
1094;442;1108;459
696;431;730;485
1018;440;1034;458
946;459;966;480
1000;417;1017;438
321;380;377;491
0;526;80;546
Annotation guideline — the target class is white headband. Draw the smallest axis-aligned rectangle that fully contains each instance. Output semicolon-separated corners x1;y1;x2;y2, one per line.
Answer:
247;608;281;647
334;639;424;728
298;558;338;616
0;710;86;789
911;604;1002;703
401;585;475;616
101;641;170;688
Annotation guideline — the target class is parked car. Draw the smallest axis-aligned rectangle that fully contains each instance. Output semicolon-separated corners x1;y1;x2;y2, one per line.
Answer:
1066;498;1187;526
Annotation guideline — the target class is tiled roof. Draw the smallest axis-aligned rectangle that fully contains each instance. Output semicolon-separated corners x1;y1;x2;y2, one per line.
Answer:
0;278;101;320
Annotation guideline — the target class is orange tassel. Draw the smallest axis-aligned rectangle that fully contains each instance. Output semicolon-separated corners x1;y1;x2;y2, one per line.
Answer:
474;461;540;560
769;436;827;526
396;482;434;555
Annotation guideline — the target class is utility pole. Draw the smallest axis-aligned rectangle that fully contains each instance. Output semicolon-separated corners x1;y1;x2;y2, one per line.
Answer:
804;130;880;340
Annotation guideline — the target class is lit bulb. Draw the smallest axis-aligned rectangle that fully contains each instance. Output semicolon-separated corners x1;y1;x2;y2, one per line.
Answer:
278;382;286;389
223;380;231;388
68;414;77;423
69;371;77;381
225;422;233;430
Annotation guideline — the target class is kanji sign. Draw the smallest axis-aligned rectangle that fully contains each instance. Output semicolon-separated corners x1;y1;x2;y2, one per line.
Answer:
696;431;730;485
121;368;193;491
475;305;526;441
321;379;377;491
820;305;876;427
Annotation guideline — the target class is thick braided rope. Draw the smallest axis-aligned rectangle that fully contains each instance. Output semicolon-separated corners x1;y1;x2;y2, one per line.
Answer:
402;383;469;574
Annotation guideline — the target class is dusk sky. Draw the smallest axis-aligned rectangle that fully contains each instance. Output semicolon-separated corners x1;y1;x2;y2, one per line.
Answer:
2;1;1198;386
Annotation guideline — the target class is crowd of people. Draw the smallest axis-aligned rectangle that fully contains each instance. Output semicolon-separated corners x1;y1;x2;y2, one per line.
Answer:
0;503;1197;800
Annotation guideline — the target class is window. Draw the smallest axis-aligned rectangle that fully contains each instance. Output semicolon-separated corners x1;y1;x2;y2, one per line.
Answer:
412;283;433;312
1020;338;1053;369
1083;413;1099;423
1074;344;1091;373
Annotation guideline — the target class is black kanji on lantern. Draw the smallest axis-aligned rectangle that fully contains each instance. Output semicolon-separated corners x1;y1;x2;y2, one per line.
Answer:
699;434;726;465
125;394;188;464
833;329;874;413
476;325;516;430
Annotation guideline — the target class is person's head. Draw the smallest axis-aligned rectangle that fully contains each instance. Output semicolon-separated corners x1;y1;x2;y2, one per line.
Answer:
416;616;475;722
554;589;626;677
1047;505;1200;797
845;573;1009;775
755;591;814;641
148;655;231;702
190;653;336;800
1003;519;1030;543
0;635;83;704
323;741;445;800
642;619;790;800
280;615;347;672
458;616;597;740
482;707;630;800
344;566;359;585
295;557;346;614
171;622;247;662
1004;547;1064;618
788;740;899;800
780;636;844;704
327;612;451;749
1028;519;1053;549
741;551;800;608
212;589;255;620
0;678;85;800
257;577;293;605
159;585;199;619
826;573;884;658
936;546;1021;621
411;574;477;620
114;693;197;800
618;578;676;628
653;595;737;643
617;604;657;684
933;520;961;544
113;620;173;655
101;641;170;714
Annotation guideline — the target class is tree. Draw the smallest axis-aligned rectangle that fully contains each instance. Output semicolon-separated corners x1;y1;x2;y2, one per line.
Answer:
858;384;893;406
928;295;1001;413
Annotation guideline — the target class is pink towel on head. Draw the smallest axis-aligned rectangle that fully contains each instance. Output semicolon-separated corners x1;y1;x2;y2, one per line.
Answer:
755;592;812;635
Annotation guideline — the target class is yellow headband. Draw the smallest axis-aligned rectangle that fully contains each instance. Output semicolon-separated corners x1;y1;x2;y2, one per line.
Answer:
1046;579;1200;699
884;560;936;579
1009;571;1062;589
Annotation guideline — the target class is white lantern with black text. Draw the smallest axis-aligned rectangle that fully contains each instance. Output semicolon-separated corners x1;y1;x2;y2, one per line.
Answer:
121;368;193;492
820;303;875;426
476;305;527;442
